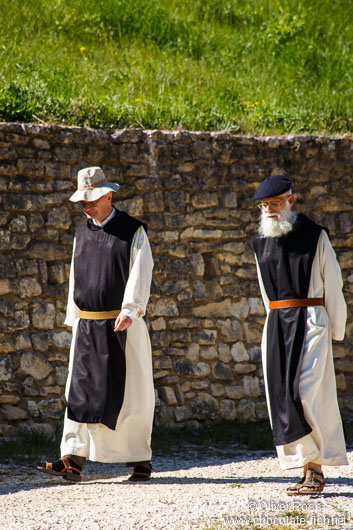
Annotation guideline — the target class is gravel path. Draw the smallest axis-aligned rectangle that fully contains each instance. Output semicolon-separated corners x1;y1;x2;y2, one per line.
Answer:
0;447;352;529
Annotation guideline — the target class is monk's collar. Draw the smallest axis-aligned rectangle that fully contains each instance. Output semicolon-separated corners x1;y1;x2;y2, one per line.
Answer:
92;207;116;228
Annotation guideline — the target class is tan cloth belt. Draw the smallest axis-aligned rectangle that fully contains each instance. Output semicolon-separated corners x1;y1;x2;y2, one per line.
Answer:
269;298;324;309
78;309;121;320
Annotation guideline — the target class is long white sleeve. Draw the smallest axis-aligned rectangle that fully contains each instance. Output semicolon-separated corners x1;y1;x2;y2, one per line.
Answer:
319;230;347;340
64;238;80;327
121;226;154;319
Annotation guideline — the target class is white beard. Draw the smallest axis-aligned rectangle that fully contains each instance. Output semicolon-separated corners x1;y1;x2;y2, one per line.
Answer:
258;204;296;238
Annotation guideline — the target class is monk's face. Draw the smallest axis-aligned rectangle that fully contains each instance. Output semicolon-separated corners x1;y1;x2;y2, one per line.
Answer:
80;192;113;223
258;192;294;218
258;192;295;238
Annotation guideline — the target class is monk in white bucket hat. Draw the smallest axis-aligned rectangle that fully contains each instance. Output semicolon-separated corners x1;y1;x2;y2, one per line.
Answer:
37;166;155;483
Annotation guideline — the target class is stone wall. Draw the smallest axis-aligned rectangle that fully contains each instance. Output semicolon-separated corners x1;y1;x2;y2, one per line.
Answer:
0;123;352;437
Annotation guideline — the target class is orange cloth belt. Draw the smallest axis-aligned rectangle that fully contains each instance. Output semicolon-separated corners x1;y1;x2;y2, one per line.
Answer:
269;298;324;309
78;309;121;320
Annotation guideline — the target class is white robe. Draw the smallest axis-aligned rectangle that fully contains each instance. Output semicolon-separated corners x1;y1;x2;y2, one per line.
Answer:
256;230;348;470
61;226;155;463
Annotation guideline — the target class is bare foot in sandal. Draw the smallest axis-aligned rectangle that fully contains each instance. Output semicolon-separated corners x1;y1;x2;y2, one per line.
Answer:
128;462;152;482
286;462;324;496
36;456;82;482
297;468;325;495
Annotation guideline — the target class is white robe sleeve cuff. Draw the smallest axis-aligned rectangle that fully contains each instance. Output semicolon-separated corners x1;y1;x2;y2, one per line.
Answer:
121;305;143;320
121;226;153;319
319;230;347;340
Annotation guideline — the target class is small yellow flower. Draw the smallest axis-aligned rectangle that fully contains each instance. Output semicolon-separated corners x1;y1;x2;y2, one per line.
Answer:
80;46;86;52
135;98;142;103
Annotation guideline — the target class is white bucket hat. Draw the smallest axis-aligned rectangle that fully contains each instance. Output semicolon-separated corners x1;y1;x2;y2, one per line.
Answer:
69;167;119;202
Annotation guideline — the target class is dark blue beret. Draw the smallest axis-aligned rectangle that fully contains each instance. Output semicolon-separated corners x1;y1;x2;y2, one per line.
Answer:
254;175;292;200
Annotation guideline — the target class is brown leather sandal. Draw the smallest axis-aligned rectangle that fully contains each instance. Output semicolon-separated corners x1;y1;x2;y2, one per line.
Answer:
297;469;325;495
128;463;152;482
37;456;82;482
286;476;306;496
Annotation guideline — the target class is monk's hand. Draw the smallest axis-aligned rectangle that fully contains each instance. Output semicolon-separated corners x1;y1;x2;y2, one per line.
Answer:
114;314;132;332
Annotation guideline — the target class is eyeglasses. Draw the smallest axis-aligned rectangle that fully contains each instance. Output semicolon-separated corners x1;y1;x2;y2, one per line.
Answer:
257;195;291;210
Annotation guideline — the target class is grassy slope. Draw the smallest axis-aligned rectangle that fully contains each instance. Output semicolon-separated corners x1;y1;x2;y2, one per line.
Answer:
0;0;352;133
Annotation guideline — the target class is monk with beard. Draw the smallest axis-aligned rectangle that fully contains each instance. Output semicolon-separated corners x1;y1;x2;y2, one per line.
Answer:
252;175;347;495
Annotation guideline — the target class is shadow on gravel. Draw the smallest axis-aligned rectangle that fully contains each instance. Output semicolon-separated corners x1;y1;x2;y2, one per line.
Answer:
0;447;279;496
0;452;281;496
1;468;353;497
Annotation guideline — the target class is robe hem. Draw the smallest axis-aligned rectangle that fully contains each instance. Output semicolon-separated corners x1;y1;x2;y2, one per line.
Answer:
279;455;349;470
60;449;89;459
61;450;152;464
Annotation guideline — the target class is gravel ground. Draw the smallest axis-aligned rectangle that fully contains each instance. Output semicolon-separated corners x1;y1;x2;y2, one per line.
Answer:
0;447;352;530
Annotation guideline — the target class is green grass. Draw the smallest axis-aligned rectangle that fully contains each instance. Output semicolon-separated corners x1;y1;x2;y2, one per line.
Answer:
0;0;352;133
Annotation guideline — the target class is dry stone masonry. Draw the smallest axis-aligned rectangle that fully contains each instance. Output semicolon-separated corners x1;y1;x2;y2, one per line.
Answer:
0;123;352;437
